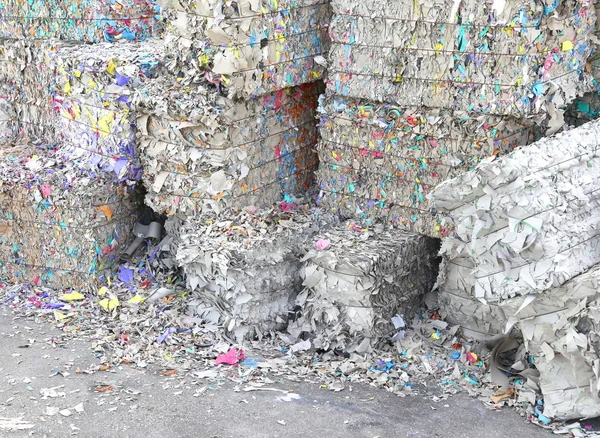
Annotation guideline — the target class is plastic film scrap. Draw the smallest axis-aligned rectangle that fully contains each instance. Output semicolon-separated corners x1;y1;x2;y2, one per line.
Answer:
286;221;440;353
160;0;331;98
135;78;322;217
0;0;163;43
0;142;138;290
326;0;596;119
315;95;544;237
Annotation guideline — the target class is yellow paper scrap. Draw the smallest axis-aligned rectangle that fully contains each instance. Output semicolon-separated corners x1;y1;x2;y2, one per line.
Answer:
98;287;108;297
60;291;85;302
562;40;574;51
107;59;116;75
99;297;120;311
128;295;146;304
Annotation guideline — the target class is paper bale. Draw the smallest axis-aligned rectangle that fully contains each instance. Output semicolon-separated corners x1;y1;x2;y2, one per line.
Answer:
136;79;322;217
287;222;440;352
430;118;600;302
0;0;162;42
175;204;327;341
326;0;595;120
316;95;542;237
0;142;139;290
161;0;330;98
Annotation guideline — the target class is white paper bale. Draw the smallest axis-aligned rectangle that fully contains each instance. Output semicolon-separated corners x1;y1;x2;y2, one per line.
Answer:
175;205;326;341
516;265;600;420
287;222;440;353
430;118;600;302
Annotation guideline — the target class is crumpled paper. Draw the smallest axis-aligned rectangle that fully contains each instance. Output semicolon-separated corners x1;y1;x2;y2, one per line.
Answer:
430;118;600;302
286;221;440;353
325;0;595;120
135;78;322;217
441;264;600;420
160;0;330;98
0;0;162;42
315;95;543;237
0;142;139;290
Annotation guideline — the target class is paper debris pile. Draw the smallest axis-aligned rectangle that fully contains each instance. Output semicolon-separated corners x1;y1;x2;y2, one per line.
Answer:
285;221;440;353
136;79;321;217
565;91;600;128
175;203;332;342
315;95;543;236
48;40;163;182
0;142;138;290
0;0;162;43
160;0;330;98
326;0;595;119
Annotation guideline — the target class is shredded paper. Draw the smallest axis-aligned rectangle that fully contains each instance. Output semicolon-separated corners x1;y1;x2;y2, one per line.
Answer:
315;95;542;236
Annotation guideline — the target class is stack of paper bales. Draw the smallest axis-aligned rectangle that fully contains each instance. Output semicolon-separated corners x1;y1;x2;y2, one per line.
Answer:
136;77;321;217
326;0;595;118
0;0;162;42
430;118;600;334
160;0;330;98
316;96;543;236
314;0;596;235
48;40;163;182
0;142;138;290
285;222;440;352
175;204;327;341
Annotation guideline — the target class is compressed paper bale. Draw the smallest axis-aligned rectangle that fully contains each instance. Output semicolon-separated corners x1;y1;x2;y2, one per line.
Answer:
47;40;163;181
161;0;330;98
0;0;162;42
0;143;139;290
315;96;542;237
429;118;600;301
511;265;600;420
175;205;323;341
0;38;59;142
325;0;596;119
286;223;440;353
136;80;322;217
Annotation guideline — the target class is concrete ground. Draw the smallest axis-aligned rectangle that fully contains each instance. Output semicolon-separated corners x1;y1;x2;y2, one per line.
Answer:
0;312;553;438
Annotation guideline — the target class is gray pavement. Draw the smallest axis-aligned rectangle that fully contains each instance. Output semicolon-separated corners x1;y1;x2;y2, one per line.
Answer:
0;310;553;438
